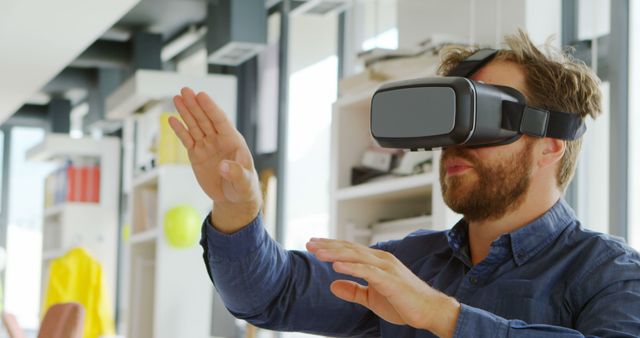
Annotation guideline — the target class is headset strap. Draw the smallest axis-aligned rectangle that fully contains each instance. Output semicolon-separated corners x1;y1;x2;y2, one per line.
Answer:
447;49;499;77
502;101;586;140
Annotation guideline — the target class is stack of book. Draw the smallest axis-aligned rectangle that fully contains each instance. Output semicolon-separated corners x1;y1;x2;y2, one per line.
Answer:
44;158;101;208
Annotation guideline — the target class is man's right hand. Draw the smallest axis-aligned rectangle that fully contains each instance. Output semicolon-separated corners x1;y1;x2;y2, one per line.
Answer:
169;87;262;234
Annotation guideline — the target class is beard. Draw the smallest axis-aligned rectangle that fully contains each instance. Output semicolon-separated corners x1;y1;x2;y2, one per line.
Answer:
439;142;534;222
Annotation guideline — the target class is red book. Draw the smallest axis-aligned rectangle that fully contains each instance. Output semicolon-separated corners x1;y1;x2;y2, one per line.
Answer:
66;164;78;202
87;163;100;203
79;164;89;202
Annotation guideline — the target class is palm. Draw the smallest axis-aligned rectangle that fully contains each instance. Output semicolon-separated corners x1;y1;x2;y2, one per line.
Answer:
169;88;259;205
365;286;406;325
188;131;252;203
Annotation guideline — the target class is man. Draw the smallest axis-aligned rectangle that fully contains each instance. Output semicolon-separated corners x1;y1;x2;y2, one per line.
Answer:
169;31;640;337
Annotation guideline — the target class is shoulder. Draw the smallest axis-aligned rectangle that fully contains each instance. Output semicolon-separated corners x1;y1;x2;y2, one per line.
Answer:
562;224;640;268
560;223;640;301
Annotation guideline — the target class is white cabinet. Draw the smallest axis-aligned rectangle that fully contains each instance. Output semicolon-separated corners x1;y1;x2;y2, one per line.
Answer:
28;134;121;314
108;70;238;338
125;165;213;338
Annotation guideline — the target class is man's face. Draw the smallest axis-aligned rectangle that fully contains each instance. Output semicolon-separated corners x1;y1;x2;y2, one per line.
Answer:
439;60;535;222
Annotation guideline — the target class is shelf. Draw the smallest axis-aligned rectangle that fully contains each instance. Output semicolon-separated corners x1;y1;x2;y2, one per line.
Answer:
27;133;119;162
132;164;196;189
130;228;159;245
336;172;434;201
42;249;64;261
105;69;237;120
44;202;102;219
334;88;375;112
132;168;160;189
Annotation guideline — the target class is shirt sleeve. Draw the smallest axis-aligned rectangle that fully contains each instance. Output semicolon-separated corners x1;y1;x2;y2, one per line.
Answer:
453;245;640;338
199;212;392;337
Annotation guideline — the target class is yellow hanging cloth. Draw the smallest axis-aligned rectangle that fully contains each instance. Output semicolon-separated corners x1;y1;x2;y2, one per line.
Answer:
42;247;115;338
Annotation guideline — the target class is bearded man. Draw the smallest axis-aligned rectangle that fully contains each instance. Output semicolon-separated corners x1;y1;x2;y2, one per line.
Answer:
169;31;640;337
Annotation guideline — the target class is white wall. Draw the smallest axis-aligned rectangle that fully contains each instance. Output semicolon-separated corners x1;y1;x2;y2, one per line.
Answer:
289;14;337;73
397;0;561;48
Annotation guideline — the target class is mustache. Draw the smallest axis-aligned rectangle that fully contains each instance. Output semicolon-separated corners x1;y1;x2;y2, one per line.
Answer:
441;147;478;166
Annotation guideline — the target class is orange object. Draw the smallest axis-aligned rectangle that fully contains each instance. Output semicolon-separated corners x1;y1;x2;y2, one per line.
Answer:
2;302;85;338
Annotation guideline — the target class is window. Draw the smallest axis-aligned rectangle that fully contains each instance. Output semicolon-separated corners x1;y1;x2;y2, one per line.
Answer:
4;127;54;330
284;55;337;251
284;13;338;252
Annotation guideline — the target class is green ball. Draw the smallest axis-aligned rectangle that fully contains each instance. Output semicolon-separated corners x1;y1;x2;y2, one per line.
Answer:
163;205;201;248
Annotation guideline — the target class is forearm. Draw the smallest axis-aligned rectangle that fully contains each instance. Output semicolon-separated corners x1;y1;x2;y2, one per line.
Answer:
202;212;283;314
418;292;460;338
200;213;379;336
210;200;261;234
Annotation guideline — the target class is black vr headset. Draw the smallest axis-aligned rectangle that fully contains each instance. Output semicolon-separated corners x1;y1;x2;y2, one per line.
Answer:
370;49;586;150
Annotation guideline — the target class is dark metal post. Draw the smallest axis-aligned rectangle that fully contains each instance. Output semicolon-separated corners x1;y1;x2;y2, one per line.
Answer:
275;0;291;244
608;0;630;239
561;0;579;210
47;98;72;134
0;126;11;294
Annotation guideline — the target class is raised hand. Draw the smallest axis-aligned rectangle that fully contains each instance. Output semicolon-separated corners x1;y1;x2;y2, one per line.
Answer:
170;87;262;232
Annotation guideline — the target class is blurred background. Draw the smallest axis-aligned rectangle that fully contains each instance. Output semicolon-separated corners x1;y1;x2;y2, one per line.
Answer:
0;0;637;337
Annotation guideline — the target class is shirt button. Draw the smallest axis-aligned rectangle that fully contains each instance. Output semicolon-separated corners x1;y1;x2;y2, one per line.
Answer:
469;276;478;285
517;252;526;259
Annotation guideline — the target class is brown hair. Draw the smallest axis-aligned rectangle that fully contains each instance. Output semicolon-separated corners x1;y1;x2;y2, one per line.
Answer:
437;29;602;191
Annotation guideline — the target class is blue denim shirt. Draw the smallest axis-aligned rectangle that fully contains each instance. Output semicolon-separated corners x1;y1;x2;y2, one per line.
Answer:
200;199;640;337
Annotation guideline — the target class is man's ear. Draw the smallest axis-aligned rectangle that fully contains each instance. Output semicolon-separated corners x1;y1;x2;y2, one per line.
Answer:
537;138;565;168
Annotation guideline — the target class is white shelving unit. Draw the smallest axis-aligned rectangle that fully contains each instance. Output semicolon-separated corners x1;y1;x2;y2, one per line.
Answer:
125;165;213;338
108;70;239;338
105;69;237;121
28;134;121;314
330;80;459;245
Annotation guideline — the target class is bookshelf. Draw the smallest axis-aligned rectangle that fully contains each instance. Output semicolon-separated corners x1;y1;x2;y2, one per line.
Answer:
125;165;213;338
330;67;458;246
107;70;239;338
28;134;121;316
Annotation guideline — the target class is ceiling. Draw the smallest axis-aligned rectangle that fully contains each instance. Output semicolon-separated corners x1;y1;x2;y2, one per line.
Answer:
0;0;210;124
0;0;141;124
113;0;208;41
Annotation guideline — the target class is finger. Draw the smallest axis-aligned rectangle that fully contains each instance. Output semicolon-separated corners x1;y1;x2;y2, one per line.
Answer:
313;247;384;268
168;116;194;149
173;95;205;140
180;87;217;136
195;91;235;136
332;262;387;286
330;280;369;307
307;240;386;264
306;239;355;255
309;238;394;262
307;238;362;250
220;160;253;196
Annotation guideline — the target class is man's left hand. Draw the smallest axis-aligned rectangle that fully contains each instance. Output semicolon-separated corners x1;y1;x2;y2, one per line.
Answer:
306;238;461;338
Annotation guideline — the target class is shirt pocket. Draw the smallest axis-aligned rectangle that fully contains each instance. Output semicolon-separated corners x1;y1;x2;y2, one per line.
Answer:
489;279;563;325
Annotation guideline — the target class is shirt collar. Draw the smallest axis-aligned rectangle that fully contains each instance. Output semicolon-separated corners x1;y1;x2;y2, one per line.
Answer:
447;219;471;266
446;198;577;266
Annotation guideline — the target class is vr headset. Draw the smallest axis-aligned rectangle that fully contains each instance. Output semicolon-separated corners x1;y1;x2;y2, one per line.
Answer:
370;49;586;150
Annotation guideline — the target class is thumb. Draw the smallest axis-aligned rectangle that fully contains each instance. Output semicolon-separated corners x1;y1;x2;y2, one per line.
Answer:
330;280;369;307
219;160;253;194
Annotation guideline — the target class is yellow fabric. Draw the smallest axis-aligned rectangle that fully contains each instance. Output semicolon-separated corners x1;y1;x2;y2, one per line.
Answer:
157;112;189;165
42;247;115;338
